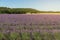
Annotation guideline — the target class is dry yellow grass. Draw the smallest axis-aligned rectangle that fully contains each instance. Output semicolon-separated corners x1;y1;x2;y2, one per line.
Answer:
26;13;60;15
37;13;60;15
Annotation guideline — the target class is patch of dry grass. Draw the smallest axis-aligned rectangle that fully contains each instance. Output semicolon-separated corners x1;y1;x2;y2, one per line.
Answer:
39;13;60;15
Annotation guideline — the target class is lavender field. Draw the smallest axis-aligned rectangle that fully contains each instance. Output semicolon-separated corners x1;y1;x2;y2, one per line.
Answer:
0;14;60;40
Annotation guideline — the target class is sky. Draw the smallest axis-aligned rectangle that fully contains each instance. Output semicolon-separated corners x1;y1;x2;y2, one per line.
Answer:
0;0;60;11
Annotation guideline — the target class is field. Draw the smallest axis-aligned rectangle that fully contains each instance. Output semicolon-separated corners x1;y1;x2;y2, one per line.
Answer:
0;14;60;40
30;13;60;15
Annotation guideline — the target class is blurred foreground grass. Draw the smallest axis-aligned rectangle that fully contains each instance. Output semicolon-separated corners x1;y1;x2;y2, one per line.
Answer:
0;32;60;40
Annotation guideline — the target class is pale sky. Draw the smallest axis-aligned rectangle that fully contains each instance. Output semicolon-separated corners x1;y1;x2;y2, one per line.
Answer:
0;0;60;11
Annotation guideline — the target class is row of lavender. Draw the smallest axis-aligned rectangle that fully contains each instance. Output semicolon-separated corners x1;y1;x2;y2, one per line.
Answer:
0;14;60;33
0;14;60;40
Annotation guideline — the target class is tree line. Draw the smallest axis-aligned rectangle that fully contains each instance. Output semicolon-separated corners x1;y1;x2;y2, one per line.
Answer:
0;7;40;14
0;7;60;14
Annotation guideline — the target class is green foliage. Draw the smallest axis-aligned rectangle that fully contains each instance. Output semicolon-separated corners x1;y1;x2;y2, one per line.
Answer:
4;33;10;40
43;32;55;40
0;33;4;40
54;32;60;40
21;32;31;40
0;7;40;14
0;32;59;40
10;32;19;40
0;7;60;14
33;32;41;40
